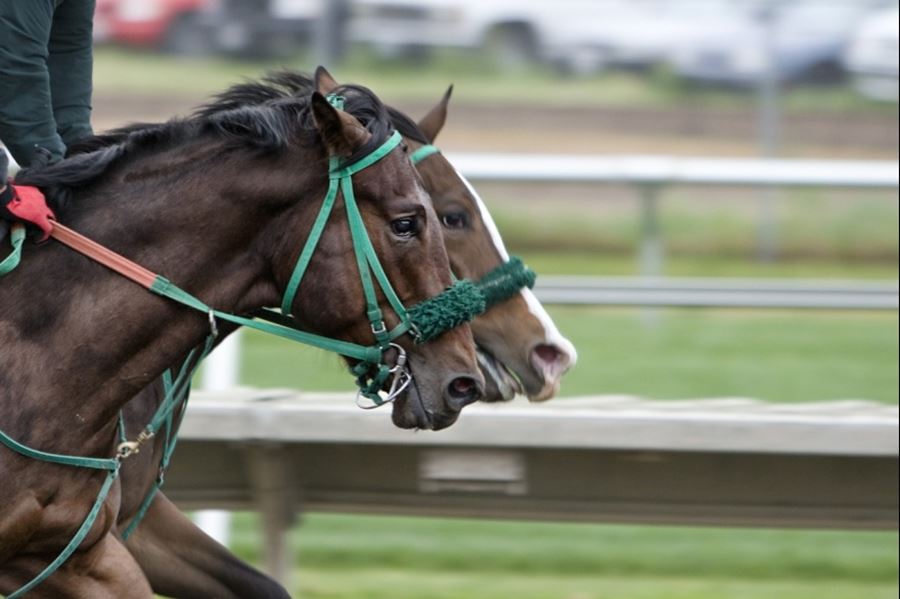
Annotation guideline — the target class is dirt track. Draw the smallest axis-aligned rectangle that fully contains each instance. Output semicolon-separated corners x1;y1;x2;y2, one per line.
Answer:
93;92;898;159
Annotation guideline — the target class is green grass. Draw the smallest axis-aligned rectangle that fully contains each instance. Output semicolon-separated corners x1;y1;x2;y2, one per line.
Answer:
93;46;896;115
235;306;898;404
479;185;899;267
290;571;898;599
222;513;899;599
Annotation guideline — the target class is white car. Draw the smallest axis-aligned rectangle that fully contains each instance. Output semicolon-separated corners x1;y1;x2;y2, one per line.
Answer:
347;0;680;73
843;5;900;100
668;0;887;86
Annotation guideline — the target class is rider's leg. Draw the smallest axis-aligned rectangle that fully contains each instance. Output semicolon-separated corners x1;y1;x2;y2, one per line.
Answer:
47;0;94;150
0;1;67;166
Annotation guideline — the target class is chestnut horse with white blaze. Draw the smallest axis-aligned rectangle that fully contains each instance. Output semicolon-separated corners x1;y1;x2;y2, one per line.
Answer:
400;85;577;402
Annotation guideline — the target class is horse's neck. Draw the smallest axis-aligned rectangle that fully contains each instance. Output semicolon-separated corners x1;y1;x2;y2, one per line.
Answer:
0;161;279;454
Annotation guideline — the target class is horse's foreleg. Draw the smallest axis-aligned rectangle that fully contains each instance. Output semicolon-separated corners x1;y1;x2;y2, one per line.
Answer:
123;492;290;599
0;532;153;599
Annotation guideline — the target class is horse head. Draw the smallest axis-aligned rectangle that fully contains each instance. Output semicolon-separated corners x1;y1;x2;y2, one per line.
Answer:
401;89;577;402
271;89;485;429
314;69;576;403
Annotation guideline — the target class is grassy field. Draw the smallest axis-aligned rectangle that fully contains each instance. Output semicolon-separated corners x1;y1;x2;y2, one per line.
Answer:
222;513;899;599
484;185;899;267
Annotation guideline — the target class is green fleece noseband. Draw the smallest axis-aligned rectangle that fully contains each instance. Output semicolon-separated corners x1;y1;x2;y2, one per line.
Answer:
475;256;536;309
408;279;486;343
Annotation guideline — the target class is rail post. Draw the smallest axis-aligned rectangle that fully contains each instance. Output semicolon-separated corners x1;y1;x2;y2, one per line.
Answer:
638;183;664;325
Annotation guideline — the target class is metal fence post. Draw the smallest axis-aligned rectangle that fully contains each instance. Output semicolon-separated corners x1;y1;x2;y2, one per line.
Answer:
245;444;297;588
638;183;664;326
756;1;782;261
193;331;243;546
638;183;664;279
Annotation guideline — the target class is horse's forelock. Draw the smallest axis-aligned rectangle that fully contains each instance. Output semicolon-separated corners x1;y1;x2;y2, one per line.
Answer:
195;72;396;163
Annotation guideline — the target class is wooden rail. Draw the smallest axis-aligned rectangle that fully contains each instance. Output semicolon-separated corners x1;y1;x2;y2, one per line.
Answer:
165;390;899;578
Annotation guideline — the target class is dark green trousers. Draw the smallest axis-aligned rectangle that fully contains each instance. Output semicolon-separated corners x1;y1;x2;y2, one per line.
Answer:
0;0;95;168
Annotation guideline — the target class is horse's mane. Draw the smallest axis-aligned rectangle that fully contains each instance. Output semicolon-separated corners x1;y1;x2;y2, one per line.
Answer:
195;70;431;145
15;71;396;211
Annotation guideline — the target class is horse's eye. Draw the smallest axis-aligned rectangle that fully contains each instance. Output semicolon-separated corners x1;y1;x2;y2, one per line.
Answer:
441;212;468;230
391;217;418;238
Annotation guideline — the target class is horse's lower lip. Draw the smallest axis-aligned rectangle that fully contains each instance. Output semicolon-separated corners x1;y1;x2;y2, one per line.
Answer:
476;348;522;400
394;388;434;430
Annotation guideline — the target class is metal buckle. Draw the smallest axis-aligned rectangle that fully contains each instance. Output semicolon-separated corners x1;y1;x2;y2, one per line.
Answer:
371;320;387;336
116;429;156;459
355;343;413;409
116;441;141;459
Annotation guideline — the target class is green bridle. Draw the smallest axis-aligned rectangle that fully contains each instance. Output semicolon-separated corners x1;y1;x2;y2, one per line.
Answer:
265;95;488;406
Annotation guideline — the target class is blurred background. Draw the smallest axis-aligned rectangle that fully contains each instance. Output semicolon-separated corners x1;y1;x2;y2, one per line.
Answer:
86;0;899;597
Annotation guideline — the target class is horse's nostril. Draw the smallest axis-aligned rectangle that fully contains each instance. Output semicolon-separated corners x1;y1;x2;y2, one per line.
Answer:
534;343;565;366
446;375;482;408
531;343;572;384
449;376;475;397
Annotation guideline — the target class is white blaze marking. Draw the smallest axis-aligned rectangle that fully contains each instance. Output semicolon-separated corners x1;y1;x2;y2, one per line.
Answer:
455;169;578;367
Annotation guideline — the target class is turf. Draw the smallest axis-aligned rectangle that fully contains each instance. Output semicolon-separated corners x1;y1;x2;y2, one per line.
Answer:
223;513;899;599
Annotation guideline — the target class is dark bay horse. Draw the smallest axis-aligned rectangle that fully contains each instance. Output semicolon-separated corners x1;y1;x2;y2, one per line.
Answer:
0;80;483;597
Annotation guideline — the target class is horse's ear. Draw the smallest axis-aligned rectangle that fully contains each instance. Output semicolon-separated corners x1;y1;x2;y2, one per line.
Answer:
310;91;369;157
314;66;340;95
417;85;453;143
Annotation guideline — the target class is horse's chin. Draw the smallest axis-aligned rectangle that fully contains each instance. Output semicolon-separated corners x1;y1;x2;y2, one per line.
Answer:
477;348;520;402
390;388;460;431
476;347;560;403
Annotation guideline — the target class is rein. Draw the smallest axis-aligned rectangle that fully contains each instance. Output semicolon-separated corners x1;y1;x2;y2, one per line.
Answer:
0;117;536;597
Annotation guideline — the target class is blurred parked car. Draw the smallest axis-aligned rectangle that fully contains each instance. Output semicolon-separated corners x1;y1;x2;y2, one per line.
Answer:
94;0;322;57
843;5;899;101
348;0;681;73
199;0;323;57
94;0;210;54
669;1;890;87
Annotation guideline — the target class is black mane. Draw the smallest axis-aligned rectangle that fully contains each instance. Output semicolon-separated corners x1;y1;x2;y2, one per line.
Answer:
193;70;316;119
15;71;396;211
195;70;430;145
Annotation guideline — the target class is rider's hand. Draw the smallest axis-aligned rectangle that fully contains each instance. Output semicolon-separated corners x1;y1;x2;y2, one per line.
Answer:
1;182;56;241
